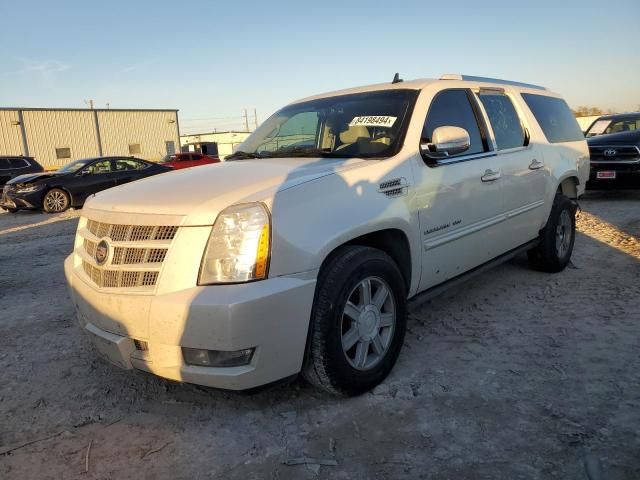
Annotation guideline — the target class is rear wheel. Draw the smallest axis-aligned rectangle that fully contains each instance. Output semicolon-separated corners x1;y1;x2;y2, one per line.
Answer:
43;188;70;213
303;246;407;396
528;193;576;272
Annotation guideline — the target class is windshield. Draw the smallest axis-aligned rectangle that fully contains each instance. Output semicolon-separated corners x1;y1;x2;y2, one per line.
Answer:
230;89;418;160
586;116;640;137
57;158;93;173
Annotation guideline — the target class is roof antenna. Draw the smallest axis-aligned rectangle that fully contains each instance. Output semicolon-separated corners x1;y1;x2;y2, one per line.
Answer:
392;72;403;84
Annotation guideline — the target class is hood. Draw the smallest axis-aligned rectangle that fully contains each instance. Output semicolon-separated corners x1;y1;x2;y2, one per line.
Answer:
85;157;365;225
588;130;640;146
8;171;63;185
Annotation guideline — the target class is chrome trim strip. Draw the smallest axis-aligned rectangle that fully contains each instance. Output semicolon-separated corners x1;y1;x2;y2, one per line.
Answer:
424;200;544;250
429;151;497;167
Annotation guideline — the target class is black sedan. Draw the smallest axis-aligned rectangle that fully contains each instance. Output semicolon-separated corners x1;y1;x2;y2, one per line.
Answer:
1;156;171;213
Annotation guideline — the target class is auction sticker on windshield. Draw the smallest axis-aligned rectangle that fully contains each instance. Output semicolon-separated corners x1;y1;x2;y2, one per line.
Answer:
349;116;397;128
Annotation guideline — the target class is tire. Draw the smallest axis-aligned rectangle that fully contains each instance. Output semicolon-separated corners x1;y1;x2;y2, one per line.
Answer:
303;246;407;396
43;188;70;213
527;193;576;273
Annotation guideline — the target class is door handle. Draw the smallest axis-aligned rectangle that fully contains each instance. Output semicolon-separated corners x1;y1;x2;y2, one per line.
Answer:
529;159;544;170
481;169;501;182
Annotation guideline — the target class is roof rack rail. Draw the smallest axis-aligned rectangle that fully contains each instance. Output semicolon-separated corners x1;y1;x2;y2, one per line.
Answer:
439;74;546;91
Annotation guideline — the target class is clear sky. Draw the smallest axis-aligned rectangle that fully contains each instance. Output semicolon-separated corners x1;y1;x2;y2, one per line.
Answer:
1;0;639;133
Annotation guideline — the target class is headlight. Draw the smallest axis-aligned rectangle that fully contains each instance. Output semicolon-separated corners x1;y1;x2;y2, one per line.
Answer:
198;202;271;284
15;183;45;193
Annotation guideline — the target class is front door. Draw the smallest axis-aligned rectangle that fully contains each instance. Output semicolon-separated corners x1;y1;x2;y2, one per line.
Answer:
69;159;117;203
410;89;508;291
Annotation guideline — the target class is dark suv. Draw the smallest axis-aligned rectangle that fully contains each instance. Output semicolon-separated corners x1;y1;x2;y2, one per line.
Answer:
0;156;44;189
585;113;640;187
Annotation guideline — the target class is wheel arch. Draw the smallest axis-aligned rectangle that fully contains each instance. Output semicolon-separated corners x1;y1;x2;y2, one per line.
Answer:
557;174;580;200
43;185;74;209
318;228;413;295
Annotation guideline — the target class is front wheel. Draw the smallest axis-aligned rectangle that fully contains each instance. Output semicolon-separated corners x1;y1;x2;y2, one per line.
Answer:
528;193;576;272
43;188;70;213
303;246;407;396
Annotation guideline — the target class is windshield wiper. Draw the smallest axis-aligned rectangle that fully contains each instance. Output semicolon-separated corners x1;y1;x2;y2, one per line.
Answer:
271;146;349;158
226;150;267;160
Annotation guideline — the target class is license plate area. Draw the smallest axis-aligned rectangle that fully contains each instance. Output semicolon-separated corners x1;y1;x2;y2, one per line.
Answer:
85;322;135;369
596;171;616;179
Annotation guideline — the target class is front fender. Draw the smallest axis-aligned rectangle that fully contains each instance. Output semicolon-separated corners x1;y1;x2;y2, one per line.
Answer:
268;158;421;295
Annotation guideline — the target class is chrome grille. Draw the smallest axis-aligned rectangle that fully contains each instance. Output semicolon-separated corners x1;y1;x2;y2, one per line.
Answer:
589;145;640;161
86;220;178;242
82;261;160;288
80;218;178;291
84;239;168;265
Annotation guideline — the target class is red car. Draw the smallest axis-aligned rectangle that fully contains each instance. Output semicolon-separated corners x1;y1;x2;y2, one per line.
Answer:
160;152;220;170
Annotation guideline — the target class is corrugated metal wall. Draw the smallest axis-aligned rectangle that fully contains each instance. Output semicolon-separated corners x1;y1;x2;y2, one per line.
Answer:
0;110;25;155
0;109;179;169
23;110;100;168
98;111;179;162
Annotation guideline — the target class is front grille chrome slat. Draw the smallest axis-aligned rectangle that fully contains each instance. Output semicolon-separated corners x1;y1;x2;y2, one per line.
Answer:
80;219;178;291
86;220;178;242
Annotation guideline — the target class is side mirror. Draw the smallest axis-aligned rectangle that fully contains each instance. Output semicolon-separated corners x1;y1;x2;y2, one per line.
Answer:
79;168;91;176
420;126;471;161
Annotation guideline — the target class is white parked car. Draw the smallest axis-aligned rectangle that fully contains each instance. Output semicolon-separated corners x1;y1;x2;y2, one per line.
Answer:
65;74;589;395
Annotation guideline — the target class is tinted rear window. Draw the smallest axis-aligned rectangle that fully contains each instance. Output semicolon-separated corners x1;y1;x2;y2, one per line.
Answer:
521;93;583;143
478;93;526;150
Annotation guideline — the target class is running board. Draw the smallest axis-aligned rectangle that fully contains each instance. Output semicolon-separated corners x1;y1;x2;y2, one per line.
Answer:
408;239;539;311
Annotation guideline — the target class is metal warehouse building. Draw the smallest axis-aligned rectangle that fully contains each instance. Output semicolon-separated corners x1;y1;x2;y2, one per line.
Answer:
0;108;180;169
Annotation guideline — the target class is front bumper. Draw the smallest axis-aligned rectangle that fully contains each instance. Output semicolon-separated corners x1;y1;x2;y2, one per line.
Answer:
588;161;640;187
1;187;43;210
65;255;317;390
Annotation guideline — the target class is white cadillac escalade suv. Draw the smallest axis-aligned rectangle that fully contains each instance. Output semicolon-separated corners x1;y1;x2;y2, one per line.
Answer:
65;74;589;395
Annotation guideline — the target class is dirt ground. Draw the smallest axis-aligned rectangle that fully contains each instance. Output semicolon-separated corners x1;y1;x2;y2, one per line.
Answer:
1;190;639;480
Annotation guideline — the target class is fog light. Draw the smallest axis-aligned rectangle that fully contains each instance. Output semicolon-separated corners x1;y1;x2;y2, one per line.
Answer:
182;347;255;367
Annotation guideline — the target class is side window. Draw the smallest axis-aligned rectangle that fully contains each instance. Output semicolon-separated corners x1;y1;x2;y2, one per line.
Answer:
9;158;28;168
192;154;203;160
115;159;147;171
87;160;112;174
423;90;486;157
0;158;10;170
478;93;526;150
521;94;583;143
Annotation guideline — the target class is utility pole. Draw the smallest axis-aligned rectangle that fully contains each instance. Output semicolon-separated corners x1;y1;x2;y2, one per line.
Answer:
253;108;258;130
85;99;94;109
106;102;110;109
242;109;249;132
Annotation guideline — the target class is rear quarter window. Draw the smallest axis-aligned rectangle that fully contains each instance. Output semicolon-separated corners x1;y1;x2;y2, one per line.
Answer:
521;93;584;143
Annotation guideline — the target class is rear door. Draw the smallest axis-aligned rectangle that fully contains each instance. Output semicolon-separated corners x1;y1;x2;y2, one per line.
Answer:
173;154;191;169
190;153;204;166
411;88;509;290
113;158;150;185
476;89;547;246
